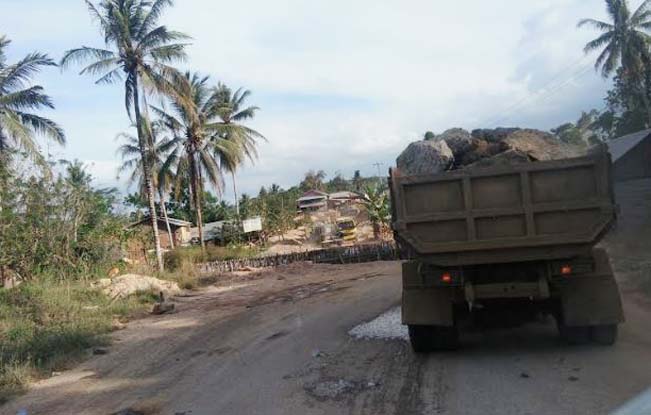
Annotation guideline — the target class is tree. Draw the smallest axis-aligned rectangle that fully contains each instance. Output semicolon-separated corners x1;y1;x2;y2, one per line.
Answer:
61;0;190;271
0;35;65;169
579;0;651;123
423;131;435;140
361;185;391;240
211;83;266;219
300;170;327;191
269;183;281;194
352;170;363;191
117;121;176;248
326;171;349;192
551;110;602;145
153;72;236;249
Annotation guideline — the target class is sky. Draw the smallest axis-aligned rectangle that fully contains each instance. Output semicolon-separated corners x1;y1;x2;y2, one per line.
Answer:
1;0;616;201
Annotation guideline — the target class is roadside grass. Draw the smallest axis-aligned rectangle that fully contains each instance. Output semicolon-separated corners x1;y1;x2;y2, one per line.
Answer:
0;278;157;403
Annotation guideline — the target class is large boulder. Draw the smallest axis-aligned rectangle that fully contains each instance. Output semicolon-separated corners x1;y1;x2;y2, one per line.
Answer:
503;129;585;161
471;127;521;143
463;149;533;170
437;128;473;160
397;139;454;176
456;138;510;166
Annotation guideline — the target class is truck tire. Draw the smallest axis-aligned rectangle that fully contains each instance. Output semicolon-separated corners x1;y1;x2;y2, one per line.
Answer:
558;324;591;345
408;325;459;352
591;324;618;345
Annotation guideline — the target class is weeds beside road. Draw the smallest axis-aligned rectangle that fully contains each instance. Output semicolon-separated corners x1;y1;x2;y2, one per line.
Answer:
0;278;157;403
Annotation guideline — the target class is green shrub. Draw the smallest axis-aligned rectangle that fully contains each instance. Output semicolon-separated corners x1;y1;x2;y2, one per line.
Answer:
163;245;260;271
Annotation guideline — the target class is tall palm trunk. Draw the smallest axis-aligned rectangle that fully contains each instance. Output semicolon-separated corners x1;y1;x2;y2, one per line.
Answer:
159;190;175;249
190;151;206;250
132;74;164;271
231;170;240;219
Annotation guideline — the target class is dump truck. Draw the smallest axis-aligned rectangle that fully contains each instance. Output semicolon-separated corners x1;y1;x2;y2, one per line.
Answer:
389;146;624;352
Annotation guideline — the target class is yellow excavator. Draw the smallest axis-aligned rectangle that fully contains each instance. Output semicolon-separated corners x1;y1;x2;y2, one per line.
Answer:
336;217;357;243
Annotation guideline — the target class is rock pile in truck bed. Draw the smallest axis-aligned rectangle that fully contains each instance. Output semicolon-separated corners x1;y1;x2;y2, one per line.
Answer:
396;127;587;176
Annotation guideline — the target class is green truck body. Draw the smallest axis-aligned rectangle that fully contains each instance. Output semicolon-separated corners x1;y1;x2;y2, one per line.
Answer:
389;146;624;351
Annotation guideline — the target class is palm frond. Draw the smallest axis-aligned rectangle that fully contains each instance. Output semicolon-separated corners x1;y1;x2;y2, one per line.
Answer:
1;52;56;91
17;112;66;145
60;47;115;70
79;57;120;76
631;0;651;25
0;86;54;111
138;0;174;36
0;110;48;168
95;68;123;85
583;31;614;53
577;18;614;31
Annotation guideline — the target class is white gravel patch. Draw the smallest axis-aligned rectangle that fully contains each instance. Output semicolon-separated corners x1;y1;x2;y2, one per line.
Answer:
349;306;408;341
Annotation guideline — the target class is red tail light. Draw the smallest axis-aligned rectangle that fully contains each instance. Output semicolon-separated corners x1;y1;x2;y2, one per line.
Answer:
561;265;572;276
441;272;452;283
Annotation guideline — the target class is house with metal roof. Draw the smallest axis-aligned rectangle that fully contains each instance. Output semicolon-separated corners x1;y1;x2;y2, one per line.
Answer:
297;190;329;212
130;216;193;248
607;129;651;182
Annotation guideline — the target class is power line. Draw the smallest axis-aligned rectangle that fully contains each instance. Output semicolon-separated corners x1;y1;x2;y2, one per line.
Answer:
487;63;595;127
372;162;385;177
478;54;595;127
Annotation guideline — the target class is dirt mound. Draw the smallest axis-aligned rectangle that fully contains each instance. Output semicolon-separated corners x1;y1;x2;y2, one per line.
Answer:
94;274;181;300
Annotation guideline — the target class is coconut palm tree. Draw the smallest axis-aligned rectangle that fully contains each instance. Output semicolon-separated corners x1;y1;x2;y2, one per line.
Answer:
152;72;239;249
211;83;266;219
117;120;176;248
61;0;190;271
579;0;651;77
579;0;651;122
0;35;65;168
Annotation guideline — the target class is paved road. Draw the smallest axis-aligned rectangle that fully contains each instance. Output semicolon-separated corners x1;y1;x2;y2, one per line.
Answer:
7;259;651;415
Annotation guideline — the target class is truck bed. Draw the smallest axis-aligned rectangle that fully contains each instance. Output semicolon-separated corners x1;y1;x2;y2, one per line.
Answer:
390;147;616;266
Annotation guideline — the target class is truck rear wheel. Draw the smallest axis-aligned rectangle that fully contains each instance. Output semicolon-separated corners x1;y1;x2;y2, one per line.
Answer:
558;324;591;345
408;325;459;352
591;324;618;345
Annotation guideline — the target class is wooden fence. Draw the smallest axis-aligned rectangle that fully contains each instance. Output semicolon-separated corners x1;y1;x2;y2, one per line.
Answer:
197;241;399;274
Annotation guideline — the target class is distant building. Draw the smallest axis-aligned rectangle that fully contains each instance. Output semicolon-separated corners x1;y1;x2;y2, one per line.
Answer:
328;191;362;208
130;216;193;249
297;190;329;212
297;190;363;212
191;216;264;244
607;129;651;182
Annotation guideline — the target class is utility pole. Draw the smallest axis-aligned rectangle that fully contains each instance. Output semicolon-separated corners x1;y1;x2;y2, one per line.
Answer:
372;162;384;178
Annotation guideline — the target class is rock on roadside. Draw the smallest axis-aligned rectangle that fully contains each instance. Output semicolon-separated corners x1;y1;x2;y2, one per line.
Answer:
93;274;181;300
396;139;454;176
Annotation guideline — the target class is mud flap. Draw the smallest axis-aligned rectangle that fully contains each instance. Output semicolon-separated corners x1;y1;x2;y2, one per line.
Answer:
401;261;455;326
558;249;625;326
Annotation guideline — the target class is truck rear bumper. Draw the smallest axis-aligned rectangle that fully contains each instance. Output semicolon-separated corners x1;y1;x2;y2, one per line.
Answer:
401;248;625;327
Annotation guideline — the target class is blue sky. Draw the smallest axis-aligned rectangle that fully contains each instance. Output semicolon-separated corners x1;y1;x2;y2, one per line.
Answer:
1;0;615;200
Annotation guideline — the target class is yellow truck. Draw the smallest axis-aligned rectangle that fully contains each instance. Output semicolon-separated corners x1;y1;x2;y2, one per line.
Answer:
336;217;357;243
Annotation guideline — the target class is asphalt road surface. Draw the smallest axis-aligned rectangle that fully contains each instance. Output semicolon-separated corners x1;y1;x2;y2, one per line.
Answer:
5;254;651;415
